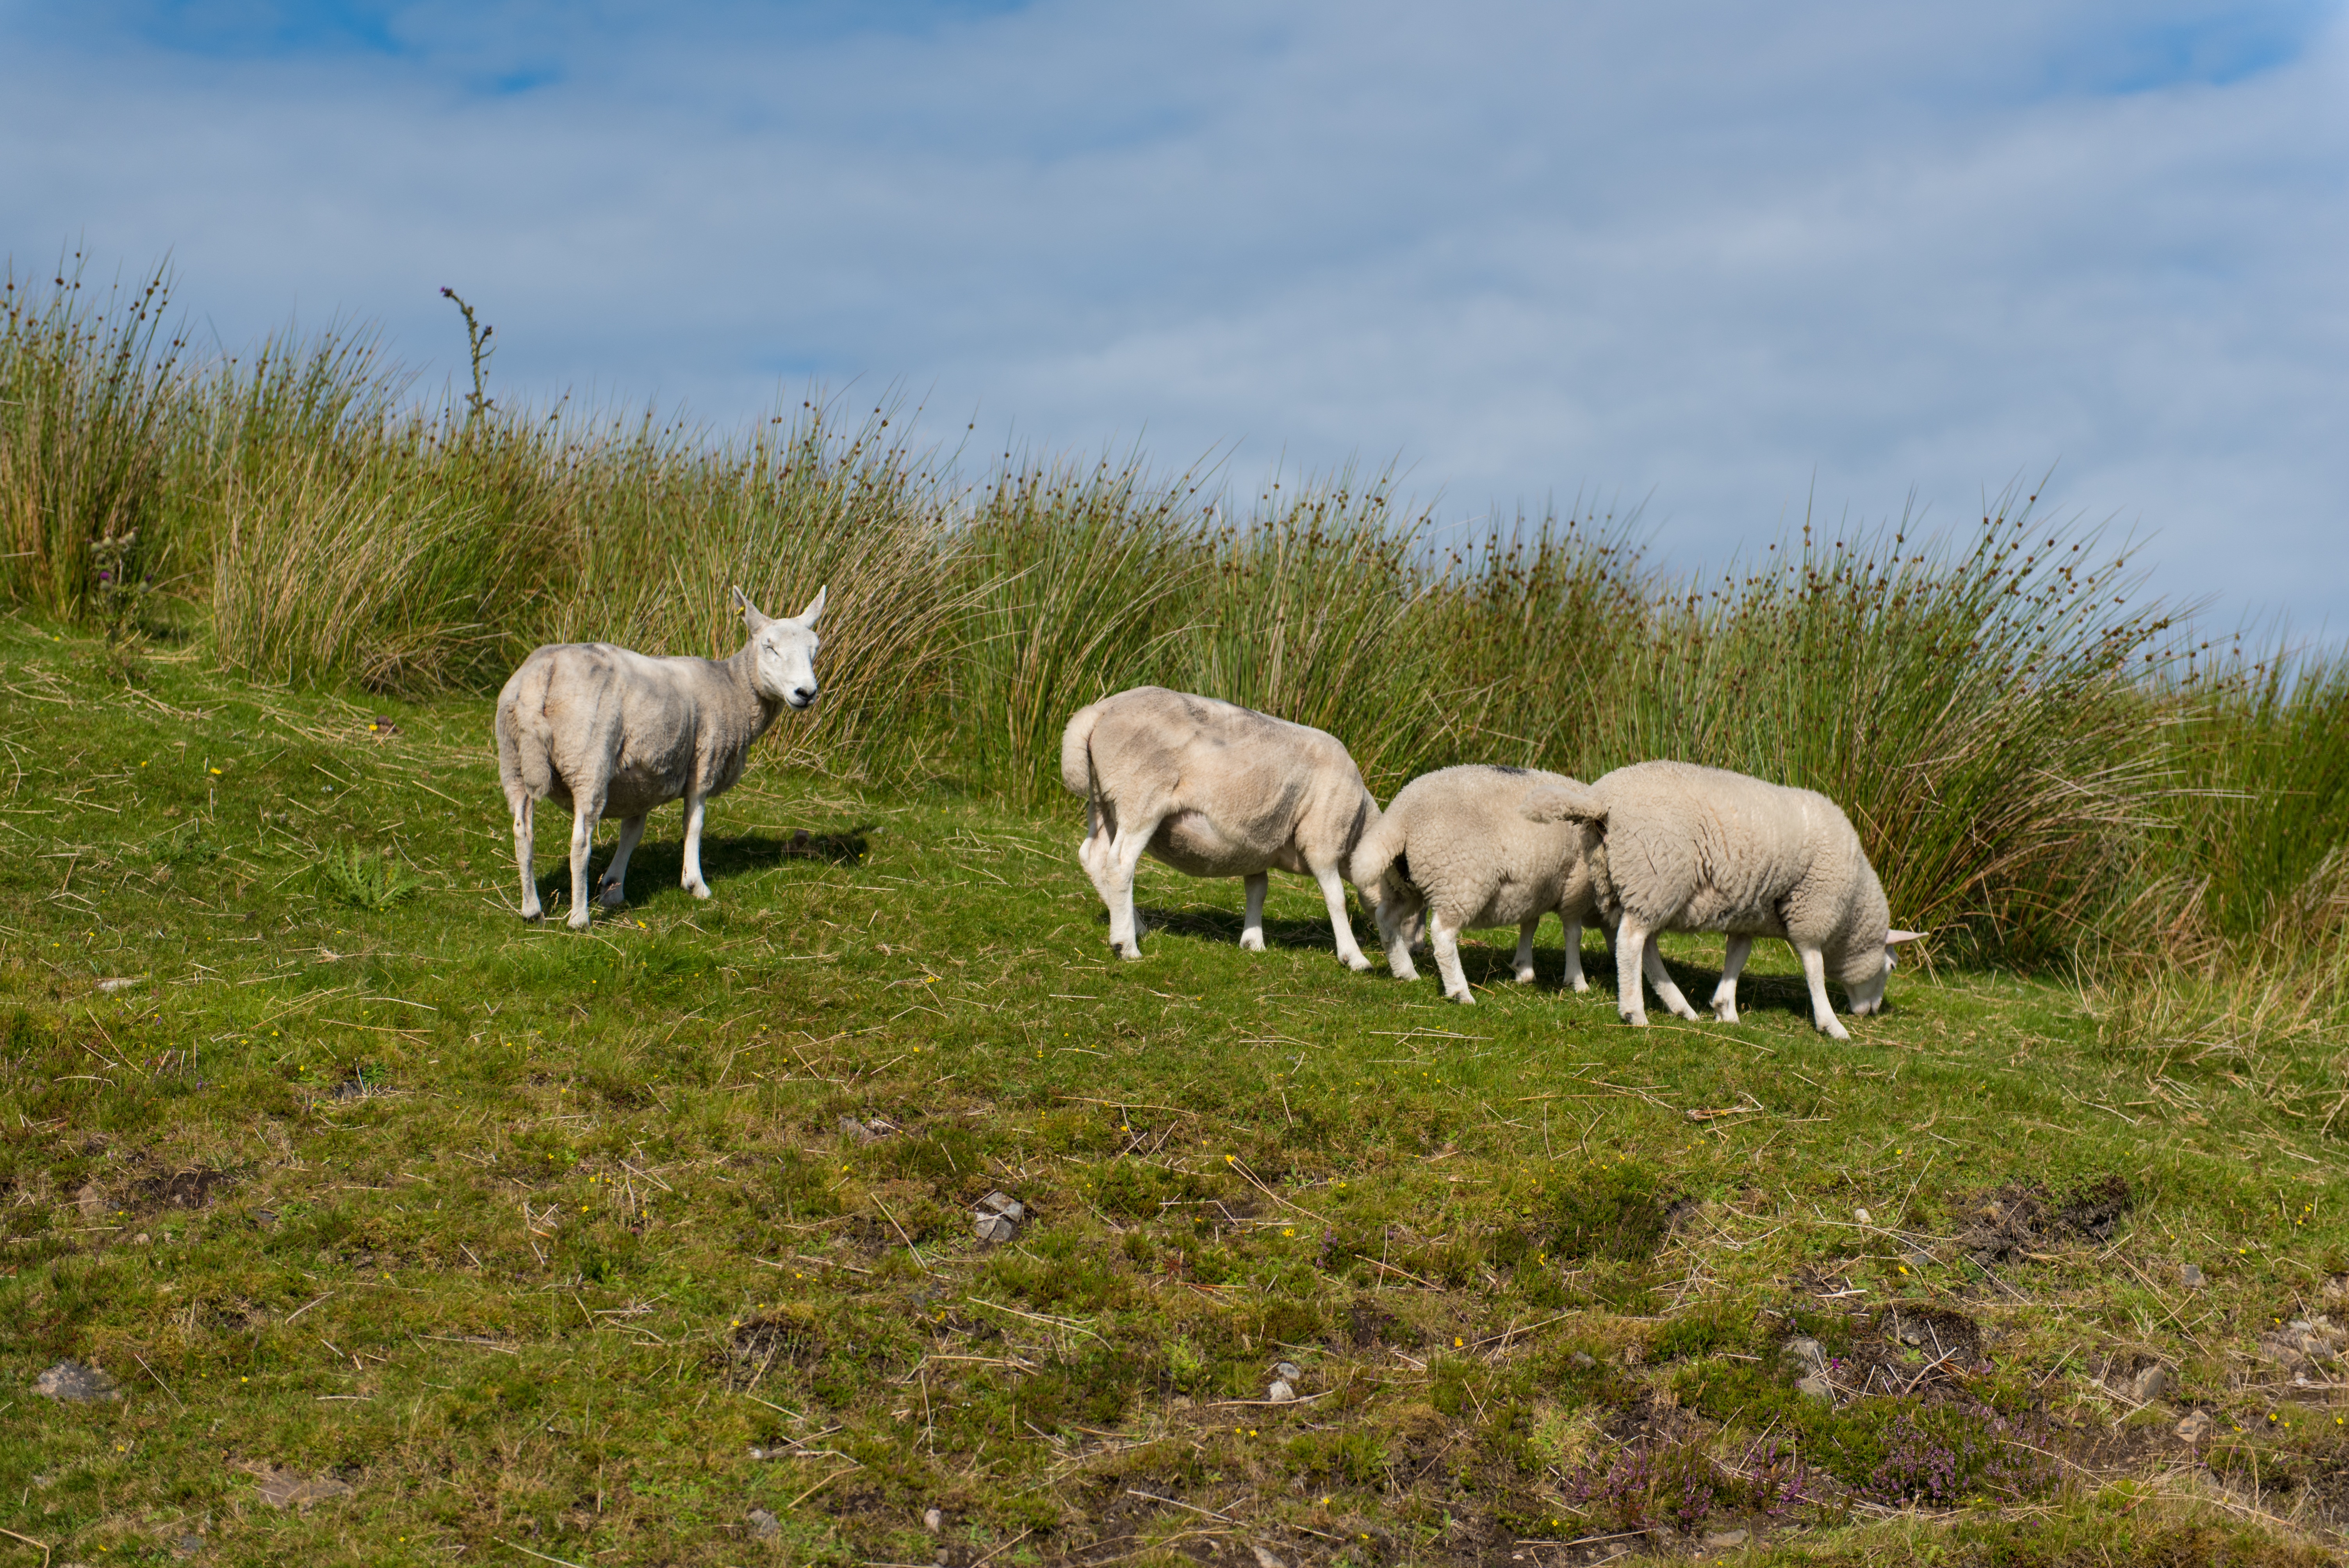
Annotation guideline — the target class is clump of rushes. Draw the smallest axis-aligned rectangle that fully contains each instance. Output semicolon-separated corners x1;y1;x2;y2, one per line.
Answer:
314;842;419;910
2;258;2347;999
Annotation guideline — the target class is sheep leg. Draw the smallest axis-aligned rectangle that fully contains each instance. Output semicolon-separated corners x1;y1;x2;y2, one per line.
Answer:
598;814;647;907
565;798;603;930
680;791;714;899
1640;937;1702;1021
1431;914;1473;1003
1511;918;1540;984
1711;934;1754;1023
1312;862;1374;972
1559;917;1589;993
1797;944;1852;1040
1614;914;1651;1025
1076;799;1148;958
513;795;542;921
1374;884;1421;980
1240;873;1269;952
1098;815;1162;960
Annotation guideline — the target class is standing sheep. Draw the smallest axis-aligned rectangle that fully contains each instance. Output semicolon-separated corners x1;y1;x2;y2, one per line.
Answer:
1523;761;1921;1038
1060;687;1383;968
496;586;826;929
1350;764;1604;1003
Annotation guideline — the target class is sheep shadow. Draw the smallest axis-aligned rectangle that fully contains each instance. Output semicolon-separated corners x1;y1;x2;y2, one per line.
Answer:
530;824;872;910
1130;904;1362;955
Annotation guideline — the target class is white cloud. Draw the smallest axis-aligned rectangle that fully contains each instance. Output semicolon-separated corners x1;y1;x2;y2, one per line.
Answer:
5;0;2345;629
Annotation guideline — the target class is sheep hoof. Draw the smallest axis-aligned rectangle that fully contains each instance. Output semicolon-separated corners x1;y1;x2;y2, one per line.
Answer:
520;908;543;923
1511;968;1535;985
566;911;593;932
1388;959;1419;982
687;883;713;901
1342;953;1373;973
1820;1018;1852;1041
597;885;626;908
1115;944;1144;961
1713;1004;1739;1023
1240;932;1265;953
1446;989;1474;1005
1620;1009;1648;1027
1568;977;1590;993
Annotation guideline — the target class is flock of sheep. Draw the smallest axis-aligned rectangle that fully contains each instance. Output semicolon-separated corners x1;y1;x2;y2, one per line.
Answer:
491;591;1916;1038
1063;686;1919;1039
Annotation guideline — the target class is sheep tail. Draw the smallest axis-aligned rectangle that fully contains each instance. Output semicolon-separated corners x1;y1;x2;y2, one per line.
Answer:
1348;809;1408;892
495;658;558;808
1522;780;1607;825
1059;703;1101;798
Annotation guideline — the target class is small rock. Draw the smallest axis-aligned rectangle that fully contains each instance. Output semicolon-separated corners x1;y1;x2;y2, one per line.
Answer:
36;1361;120;1402
839;1115;875;1143
95;976;144;994
76;1182;106;1222
1274;1361;1301;1381
2180;1263;2205;1289
1795;1373;1834;1403
1782;1337;1828;1377
923;1507;945;1533
2175;1409;2214;1442
1854;1207;1873;1224
172;1535;205;1560
973;1191;1027;1244
2321;1273;2346;1304
1569;1351;1595;1370
1900;1247;1932;1271
748;1508;781;1539
255;1467;353;1510
2131;1361;2171;1403
1702;1530;1749;1550
1267;1379;1296;1403
1249;1546;1288;1568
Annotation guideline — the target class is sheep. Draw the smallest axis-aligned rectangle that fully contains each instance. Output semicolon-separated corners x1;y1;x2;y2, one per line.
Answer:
496;586;826;929
1349;764;1604;1003
1522;761;1921;1038
1059;686;1383;968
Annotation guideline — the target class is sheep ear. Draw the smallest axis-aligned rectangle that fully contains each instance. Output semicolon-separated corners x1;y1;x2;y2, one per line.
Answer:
794;585;827;627
1886;929;1926;945
732;585;771;633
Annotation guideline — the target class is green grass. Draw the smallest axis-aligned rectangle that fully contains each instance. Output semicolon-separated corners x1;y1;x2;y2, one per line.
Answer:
5;617;2346;1567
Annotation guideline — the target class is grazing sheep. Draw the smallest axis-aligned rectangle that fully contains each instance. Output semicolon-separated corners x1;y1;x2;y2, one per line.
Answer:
1349;764;1603;1003
1059;687;1383;968
496;586;826;929
1523;761;1921;1038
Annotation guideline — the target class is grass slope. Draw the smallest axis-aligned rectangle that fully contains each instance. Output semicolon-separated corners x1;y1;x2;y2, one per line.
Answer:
3;618;2345;1568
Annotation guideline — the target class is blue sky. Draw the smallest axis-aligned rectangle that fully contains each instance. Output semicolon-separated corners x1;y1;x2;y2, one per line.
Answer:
6;1;2347;632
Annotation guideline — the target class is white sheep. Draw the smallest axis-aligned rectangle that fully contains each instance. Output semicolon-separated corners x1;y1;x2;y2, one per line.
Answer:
495;586;826;928
1059;687;1383;968
1523;761;1921;1037
1349;764;1603;1003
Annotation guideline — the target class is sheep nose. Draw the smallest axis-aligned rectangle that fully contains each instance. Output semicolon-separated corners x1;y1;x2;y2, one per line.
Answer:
791;684;818;706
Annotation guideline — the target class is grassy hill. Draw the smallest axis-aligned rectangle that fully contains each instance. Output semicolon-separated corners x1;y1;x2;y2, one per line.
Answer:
4;617;2345;1568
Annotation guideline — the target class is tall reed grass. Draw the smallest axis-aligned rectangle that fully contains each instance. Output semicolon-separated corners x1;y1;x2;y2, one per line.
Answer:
6;264;2347;986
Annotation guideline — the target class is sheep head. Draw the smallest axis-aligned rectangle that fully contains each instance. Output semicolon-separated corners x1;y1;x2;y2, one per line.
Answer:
732;585;828;709
1845;928;1925;1015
